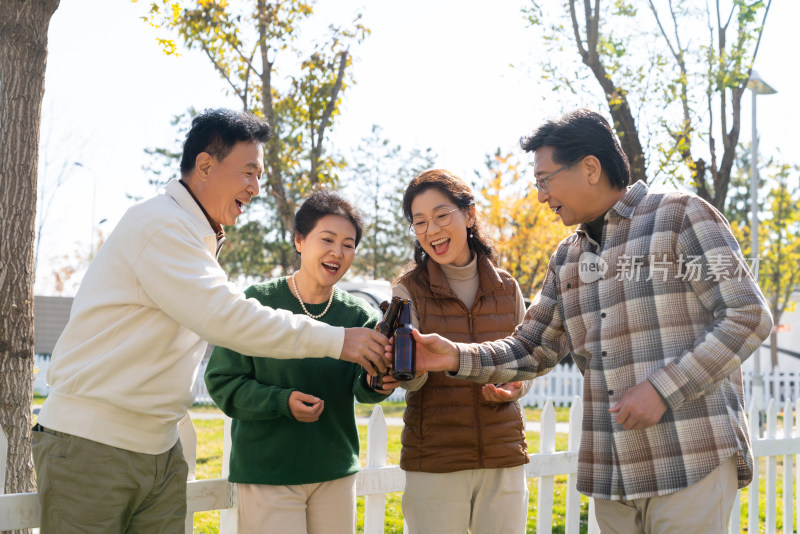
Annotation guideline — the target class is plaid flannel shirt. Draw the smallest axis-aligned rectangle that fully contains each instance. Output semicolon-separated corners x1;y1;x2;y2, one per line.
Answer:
456;181;773;500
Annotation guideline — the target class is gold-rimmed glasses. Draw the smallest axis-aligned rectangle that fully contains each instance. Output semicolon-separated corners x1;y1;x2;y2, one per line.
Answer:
409;207;462;235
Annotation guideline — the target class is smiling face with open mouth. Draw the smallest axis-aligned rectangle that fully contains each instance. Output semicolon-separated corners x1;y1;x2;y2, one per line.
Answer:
293;214;357;302
195;140;263;227
410;188;474;268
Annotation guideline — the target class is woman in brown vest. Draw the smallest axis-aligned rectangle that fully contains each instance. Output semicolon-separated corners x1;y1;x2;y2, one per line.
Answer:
392;169;531;533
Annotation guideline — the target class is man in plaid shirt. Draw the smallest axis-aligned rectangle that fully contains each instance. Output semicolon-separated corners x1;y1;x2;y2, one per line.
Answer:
408;109;773;532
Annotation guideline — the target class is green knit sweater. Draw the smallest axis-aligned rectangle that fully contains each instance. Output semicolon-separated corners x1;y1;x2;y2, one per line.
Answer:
204;277;387;485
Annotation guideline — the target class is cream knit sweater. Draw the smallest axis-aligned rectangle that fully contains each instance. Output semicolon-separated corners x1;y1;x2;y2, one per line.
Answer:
39;179;344;454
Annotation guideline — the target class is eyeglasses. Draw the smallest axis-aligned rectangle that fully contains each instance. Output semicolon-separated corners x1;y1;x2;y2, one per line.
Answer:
533;164;572;193
409;207;462;235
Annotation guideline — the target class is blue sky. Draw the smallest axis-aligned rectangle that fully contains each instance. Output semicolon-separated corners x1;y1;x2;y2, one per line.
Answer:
36;0;799;294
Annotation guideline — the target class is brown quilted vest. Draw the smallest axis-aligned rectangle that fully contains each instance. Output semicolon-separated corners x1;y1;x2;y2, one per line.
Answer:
398;253;529;473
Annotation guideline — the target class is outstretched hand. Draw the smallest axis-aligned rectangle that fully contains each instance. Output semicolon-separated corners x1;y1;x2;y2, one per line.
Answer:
481;382;524;404
289;391;324;422
341;327;390;376
384;329;460;374
609;380;667;430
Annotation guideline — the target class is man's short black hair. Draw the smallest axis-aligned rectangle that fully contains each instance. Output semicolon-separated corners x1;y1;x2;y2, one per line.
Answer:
180;108;271;176
520;109;631;189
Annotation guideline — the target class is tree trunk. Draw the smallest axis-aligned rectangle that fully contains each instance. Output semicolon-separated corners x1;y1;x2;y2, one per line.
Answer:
309;51;348;185
0;0;60;521
255;0;294;238
770;331;778;370
568;0;647;184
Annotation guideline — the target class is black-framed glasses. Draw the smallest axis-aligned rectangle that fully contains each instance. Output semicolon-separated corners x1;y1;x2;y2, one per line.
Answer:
409;207;462;235
533;164;572;193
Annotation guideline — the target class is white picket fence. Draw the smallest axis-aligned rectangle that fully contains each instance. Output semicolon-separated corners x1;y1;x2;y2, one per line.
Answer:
2;396;800;533
2;397;584;533
187;359;589;407
186;354;800;409
34;350;800;411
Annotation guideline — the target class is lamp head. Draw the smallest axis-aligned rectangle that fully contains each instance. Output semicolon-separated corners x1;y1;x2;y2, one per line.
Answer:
748;70;778;95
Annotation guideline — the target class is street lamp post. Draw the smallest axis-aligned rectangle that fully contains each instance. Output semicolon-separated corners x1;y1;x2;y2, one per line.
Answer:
747;70;777;417
73;162;103;258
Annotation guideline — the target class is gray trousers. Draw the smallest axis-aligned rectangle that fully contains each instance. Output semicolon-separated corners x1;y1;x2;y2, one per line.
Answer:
593;454;738;534
32;426;188;534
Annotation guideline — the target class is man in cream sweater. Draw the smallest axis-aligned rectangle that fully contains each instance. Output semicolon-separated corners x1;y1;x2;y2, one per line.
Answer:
33;108;389;533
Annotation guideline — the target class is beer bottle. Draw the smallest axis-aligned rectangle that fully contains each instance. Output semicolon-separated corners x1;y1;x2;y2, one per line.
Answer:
391;298;416;381
369;296;403;389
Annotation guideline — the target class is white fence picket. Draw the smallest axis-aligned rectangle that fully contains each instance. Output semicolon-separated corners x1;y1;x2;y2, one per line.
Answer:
796;399;800;533
535;399;556;534
765;399;777;534
564;396;582;534
180;355;800;409
363;405;388;534
729;490;740;534
588;498;600;534
783;398;792;534
749;400;760;534
178;413;198;534
219;415;237;534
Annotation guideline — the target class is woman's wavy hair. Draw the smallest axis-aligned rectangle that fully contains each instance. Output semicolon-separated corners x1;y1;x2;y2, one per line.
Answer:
401;169;498;278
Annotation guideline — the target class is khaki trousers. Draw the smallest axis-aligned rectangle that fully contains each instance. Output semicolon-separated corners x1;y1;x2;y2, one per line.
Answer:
32;426;188;534
594;455;738;534
402;466;528;534
237;474;357;534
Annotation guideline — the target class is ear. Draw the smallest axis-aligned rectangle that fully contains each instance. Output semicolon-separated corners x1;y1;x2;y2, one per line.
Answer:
583;155;603;186
195;152;214;182
294;232;303;254
465;204;477;229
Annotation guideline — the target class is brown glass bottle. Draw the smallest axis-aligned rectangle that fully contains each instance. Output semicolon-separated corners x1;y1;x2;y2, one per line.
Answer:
369;296;404;389
391;298;416;381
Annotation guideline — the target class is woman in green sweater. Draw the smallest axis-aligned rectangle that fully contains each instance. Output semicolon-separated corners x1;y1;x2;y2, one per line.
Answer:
205;188;399;534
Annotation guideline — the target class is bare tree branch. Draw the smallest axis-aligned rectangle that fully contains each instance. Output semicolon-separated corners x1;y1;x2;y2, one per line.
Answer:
198;40;247;103
572;0;646;182
568;0;588;59
310;50;347;184
648;1;678;61
586;0;599;63
226;37;262;79
716;1;772;207
256;0;293;234
705;1;718;187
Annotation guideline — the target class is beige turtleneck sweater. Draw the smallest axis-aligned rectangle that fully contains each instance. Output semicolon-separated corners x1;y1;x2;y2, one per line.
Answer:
392;252;529;394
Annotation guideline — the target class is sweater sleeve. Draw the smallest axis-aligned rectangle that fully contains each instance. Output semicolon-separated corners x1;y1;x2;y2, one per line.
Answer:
505;280;533;401
204;344;296;421
346;302;389;403
132;223;344;360
352;367;391;403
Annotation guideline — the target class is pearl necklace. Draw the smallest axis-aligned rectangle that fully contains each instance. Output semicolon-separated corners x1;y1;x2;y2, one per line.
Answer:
291;273;334;319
